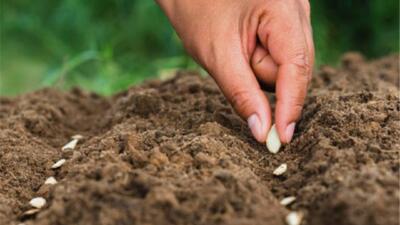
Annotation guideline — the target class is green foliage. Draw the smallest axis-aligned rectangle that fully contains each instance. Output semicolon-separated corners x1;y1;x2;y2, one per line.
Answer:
311;0;399;65
0;0;398;96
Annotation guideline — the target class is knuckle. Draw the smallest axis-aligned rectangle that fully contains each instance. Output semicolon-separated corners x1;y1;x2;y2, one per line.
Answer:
287;96;305;113
292;51;312;80
230;90;254;116
291;103;304;118
293;100;304;111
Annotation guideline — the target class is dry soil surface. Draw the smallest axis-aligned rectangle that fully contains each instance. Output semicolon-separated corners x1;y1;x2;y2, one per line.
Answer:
0;53;399;225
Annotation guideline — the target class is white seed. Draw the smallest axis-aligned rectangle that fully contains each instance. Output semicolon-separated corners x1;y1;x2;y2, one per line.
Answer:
29;197;46;209
22;208;40;216
71;134;84;140
273;163;287;176
51;159;66;169
44;176;57;185
280;196;296;206
62;139;78;151
266;124;281;154
286;211;303;225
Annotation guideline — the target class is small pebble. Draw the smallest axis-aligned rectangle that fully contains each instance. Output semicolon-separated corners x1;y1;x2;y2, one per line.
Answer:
280;196;296;206
273;163;287;176
51;159;66;169
29;197;46;209
71;134;84;140
266;124;281;154
62;139;78;151
44;176;57;185
286;211;303;225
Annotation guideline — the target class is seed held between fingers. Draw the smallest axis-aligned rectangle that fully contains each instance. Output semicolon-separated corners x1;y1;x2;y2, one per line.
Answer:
266;124;281;154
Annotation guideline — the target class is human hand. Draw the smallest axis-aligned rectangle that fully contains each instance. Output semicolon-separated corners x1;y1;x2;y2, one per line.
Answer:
156;0;314;143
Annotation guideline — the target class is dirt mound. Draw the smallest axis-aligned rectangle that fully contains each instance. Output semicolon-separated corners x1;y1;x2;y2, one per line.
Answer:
0;53;399;225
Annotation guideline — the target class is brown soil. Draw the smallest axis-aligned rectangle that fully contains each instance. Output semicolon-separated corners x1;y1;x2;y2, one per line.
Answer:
0;53;399;225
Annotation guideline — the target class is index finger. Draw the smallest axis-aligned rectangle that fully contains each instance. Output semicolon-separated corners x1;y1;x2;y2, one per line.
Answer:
258;2;313;143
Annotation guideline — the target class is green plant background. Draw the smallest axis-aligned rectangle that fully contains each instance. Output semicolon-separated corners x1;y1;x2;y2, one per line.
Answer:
0;0;398;96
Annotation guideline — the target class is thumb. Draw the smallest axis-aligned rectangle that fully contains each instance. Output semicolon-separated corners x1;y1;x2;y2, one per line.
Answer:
208;50;272;143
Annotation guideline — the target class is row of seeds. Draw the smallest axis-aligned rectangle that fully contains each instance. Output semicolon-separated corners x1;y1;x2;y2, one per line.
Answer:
267;124;303;225
22;135;83;218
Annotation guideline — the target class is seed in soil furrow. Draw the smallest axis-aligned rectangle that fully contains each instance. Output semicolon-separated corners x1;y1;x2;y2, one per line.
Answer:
285;211;303;225
280;196;296;206
273;163;287;176
266;124;281;154
71;134;84;140
51;159;66;169
44;176;57;185
62;139;78;151
22;208;40;217
29;197;46;209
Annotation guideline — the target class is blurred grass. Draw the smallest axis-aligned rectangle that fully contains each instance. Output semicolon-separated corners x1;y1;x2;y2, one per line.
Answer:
0;0;398;96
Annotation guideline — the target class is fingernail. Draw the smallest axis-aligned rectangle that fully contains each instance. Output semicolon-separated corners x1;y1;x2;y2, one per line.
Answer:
285;122;296;143
247;114;262;142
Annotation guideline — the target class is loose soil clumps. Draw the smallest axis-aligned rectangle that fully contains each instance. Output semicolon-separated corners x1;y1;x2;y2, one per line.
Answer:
0;53;399;225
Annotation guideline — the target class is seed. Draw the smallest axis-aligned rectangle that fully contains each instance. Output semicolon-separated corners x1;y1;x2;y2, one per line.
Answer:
51;159;66;169
29;197;46;209
62;139;78;151
273;163;287;176
22;208;40;216
280;196;296;206
285;211;303;225
266;124;281;154
44;176;57;185
71;134;84;140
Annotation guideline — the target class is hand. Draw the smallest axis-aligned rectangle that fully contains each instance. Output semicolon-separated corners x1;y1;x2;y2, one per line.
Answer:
156;0;314;143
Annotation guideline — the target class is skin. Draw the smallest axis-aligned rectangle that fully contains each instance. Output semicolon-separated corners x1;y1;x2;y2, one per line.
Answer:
156;0;314;144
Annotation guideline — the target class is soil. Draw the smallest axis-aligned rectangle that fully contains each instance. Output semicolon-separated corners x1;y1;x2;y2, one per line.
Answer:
0;53;399;225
